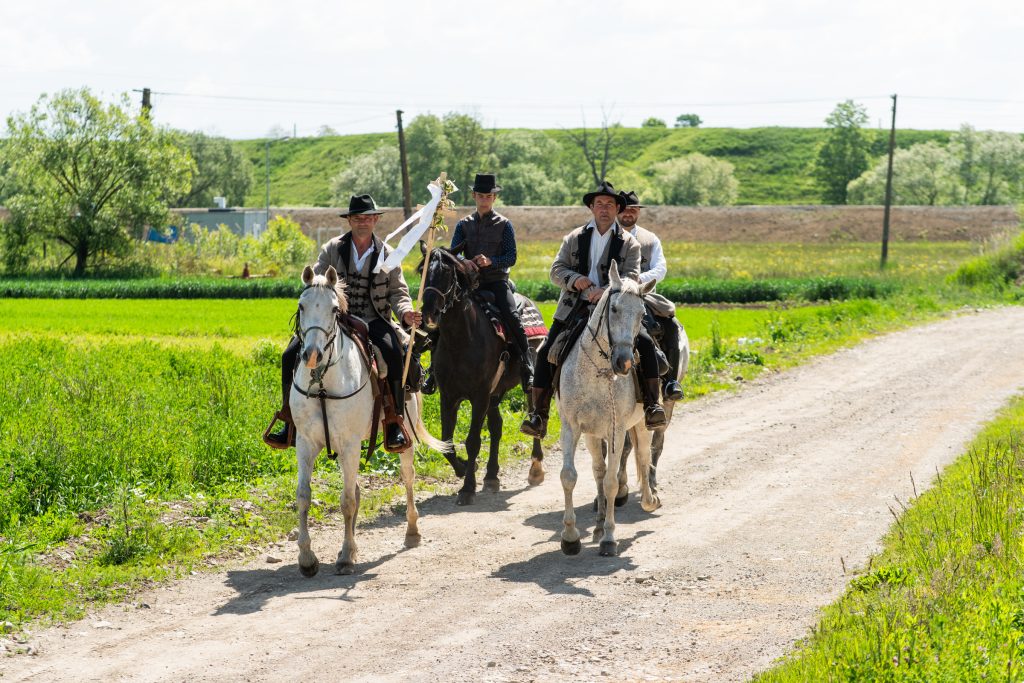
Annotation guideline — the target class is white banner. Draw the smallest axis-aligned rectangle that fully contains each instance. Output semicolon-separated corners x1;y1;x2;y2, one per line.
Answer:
374;182;443;274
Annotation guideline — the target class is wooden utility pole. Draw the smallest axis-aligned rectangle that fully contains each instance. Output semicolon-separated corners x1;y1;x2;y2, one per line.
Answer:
141;88;152;119
880;93;897;269
397;110;413;219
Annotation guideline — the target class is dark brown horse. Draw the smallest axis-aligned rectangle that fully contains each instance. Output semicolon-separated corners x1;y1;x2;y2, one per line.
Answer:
419;247;545;505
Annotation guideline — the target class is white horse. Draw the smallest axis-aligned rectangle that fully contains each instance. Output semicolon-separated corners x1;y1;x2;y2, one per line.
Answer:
291;265;451;576
556;260;662;557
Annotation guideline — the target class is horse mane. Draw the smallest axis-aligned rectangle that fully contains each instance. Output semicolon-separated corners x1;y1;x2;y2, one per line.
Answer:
420;247;479;290
307;273;349;314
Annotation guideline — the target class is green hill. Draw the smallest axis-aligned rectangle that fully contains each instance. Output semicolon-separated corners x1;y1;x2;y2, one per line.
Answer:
238;126;952;207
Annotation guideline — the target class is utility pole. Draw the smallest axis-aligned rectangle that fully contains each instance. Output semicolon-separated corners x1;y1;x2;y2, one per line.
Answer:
880;94;897;269
396;110;413;219
141;87;152;119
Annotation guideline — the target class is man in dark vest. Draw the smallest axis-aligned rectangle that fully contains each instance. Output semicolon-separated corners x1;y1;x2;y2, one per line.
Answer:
263;194;420;452
520;181;668;439
424;172;533;391
618;190;684;401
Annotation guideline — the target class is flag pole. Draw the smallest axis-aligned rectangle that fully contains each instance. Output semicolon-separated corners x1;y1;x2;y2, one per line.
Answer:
401;171;450;389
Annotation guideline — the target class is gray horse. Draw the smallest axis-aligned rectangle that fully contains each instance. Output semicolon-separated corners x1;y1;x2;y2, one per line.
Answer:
555;260;662;557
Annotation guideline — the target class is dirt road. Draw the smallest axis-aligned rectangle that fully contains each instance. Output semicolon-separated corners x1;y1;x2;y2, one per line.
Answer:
6;307;1024;683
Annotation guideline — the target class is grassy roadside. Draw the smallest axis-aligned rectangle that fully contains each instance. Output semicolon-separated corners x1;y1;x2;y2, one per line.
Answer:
754;394;1024;681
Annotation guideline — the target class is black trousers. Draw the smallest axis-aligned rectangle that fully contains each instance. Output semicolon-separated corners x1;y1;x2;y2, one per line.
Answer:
655;313;681;378
533;314;660;391
281;317;405;397
478;279;529;354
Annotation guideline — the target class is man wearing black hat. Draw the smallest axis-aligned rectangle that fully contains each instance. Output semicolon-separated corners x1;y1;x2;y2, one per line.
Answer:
618;190;684;401
520;181;668;439
264;194;420;451
420;173;533;395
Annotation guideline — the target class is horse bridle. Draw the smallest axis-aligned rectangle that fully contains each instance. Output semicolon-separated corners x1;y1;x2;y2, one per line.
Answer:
422;254;463;316
585;287;635;365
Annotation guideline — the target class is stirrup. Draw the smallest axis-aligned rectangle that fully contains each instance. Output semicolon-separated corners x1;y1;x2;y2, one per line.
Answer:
644;405;668;431
520;413;547;439
663;379;684;401
383;416;412;453
262;411;295;449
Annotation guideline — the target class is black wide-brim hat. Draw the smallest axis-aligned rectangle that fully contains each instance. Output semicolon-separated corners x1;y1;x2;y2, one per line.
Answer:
470;173;502;193
619;190;645;209
339;194;385;217
583;180;626;211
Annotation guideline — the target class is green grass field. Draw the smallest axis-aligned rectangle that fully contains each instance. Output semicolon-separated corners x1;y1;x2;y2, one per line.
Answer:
0;237;1014;639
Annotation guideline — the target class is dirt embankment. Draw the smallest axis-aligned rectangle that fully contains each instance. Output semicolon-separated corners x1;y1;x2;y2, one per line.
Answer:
270;205;1020;244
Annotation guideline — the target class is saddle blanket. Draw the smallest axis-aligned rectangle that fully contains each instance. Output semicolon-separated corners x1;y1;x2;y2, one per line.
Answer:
515;293;549;339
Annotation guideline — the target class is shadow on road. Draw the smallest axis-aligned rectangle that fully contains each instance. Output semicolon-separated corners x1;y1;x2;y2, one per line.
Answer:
213;549;400;616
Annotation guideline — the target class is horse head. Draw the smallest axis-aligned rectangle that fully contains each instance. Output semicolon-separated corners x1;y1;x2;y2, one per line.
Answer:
297;265;348;370
604;259;657;376
418;246;477;329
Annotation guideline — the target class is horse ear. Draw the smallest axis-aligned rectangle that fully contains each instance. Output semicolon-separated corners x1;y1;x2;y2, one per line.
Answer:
608;259;622;288
302;265;315;286
640;277;657;295
325;265;338;287
419;240;427;255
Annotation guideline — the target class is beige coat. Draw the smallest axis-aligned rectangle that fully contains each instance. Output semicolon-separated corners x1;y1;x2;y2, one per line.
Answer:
630;225;676;318
549;222;641;322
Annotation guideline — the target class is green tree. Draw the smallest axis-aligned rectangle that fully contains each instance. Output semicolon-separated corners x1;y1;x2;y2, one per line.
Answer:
648;153;738;206
442;113;498;194
642;117;667;128
172;131;254;207
949;125;1024;205
847;141;959;205
499;162;572;205
405;114;451;200
814;100;872;204
674;113;702;128
329;144;403;207
5;88;192;276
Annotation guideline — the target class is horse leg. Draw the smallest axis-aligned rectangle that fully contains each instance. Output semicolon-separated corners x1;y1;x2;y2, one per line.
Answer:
632;426;661;513
399;444;420;546
650;402;672;491
528;435;546;486
482;398;502;493
439;393;468;478
457;401;487;506
295;435;320;577
559;423;582;555
584;435;608;544
336;447;361;575
616;431;631;507
598;430;626;557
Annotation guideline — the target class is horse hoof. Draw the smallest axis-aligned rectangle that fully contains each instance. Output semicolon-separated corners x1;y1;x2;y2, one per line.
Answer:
298;558;320;578
405;533;421;548
641;495;662;513
527;460;545;486
335;561;356;575
482;478;500;494
456;491;476;506
561;538;582;555
614;493;629;508
599;540;618;557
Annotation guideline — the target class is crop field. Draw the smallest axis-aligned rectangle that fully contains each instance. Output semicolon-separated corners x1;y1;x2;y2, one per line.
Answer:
0;237;1011;630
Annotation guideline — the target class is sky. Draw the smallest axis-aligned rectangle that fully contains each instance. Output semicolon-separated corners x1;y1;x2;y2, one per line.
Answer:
1;0;1022;139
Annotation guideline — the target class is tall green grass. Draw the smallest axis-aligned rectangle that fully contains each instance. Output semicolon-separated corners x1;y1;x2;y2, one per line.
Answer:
757;396;1024;681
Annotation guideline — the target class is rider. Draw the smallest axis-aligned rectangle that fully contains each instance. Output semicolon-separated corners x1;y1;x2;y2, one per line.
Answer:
618;190;684;401
519;180;668;439
263;194;422;452
422;172;534;392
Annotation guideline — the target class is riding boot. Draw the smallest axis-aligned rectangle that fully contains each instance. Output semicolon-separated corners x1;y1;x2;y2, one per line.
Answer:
418;328;438;395
663;378;684;401
659;317;683;400
505;310;534;389
641;378;668;431
519;386;553;438
420;368;437;395
385;380;409;451
263;376;296;449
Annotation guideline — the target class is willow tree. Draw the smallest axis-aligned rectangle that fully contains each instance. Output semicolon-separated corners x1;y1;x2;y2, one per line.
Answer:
5;88;192;275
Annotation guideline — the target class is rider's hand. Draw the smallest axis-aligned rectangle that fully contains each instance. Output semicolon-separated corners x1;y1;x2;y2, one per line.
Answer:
587;287;605;304
403;311;422;327
573;276;594;292
472;254;491;268
463;258;480;272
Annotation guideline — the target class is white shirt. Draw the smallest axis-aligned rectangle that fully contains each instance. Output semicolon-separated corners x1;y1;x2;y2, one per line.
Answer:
351;240;376;272
586;219;616;284
630;225;667;285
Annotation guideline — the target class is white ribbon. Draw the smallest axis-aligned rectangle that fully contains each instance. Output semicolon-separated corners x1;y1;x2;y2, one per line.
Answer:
375;182;444;274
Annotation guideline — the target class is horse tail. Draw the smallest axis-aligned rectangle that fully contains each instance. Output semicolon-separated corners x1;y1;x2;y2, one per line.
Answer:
408;393;455;456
